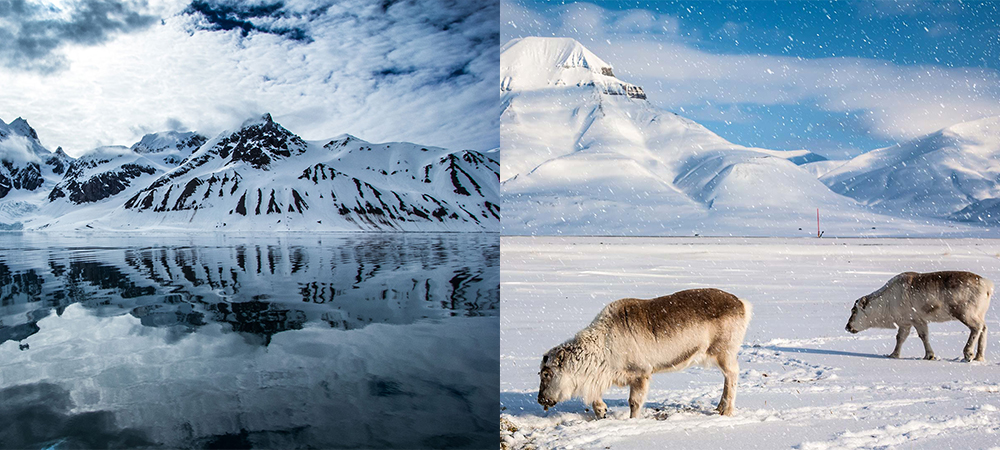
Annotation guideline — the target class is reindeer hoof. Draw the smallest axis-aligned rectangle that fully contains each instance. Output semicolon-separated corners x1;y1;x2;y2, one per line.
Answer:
923;354;936;361
887;353;900;359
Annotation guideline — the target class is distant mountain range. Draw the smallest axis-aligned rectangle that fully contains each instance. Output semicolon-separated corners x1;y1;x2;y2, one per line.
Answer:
819;116;1000;224
500;37;999;236
0;114;498;232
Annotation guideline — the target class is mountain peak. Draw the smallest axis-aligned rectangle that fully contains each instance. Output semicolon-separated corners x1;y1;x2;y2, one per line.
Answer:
504;37;613;74
9;117;39;140
241;113;275;129
937;115;1000;142
500;37;645;99
205;114;307;170
132;131;207;154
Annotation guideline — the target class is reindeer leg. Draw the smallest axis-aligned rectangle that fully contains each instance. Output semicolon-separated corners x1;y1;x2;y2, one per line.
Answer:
628;375;650;419
592;398;608;419
913;321;935;360
715;353;739;416
959;318;984;362
975;325;987;362
889;325;910;358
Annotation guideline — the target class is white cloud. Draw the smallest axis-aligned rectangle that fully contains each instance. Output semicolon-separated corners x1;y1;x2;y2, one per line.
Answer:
711;21;745;40
0;0;159;72
592;39;1000;141
557;3;607;37
503;1;679;42
682;103;757;125
0;135;41;165
501;0;551;40
0;0;498;156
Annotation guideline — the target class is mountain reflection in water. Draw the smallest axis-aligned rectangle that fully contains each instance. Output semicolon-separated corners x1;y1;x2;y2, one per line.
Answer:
0;233;498;449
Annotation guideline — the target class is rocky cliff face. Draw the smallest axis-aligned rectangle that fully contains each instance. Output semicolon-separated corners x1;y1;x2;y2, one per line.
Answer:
0;161;44;199
49;154;158;204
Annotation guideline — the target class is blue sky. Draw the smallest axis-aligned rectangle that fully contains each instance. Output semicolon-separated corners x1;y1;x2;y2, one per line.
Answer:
503;0;1000;158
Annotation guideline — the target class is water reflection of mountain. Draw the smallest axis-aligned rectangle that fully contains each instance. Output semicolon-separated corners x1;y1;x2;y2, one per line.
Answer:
0;235;498;345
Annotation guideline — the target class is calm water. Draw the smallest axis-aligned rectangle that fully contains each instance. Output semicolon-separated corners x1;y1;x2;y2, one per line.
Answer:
0;233;498;449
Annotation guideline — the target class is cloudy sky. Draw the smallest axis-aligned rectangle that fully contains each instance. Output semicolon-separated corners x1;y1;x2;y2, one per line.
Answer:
0;0;498;156
504;0;1000;158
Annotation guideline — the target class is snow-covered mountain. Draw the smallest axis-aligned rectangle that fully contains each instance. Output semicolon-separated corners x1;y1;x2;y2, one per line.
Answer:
500;37;934;236
98;114;498;231
1;115;498;232
820;116;1000;223
500;37;646;100
0;118;70;227
47;139;197;206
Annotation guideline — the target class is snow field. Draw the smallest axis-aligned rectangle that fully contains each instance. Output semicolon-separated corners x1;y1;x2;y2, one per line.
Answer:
501;237;1000;449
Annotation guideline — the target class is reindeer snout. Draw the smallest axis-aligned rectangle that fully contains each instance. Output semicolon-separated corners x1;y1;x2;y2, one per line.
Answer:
846;324;858;334
537;394;556;408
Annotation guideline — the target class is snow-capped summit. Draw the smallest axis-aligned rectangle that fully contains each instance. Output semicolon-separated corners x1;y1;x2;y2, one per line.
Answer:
209;112;308;170
8;117;39;140
0;117;69;211
821;115;1000;219
0;117;51;157
131;131;207;155
501;37;645;99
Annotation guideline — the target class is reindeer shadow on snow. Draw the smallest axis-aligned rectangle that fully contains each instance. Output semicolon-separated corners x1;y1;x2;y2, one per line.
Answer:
762;343;992;363
761;345;890;360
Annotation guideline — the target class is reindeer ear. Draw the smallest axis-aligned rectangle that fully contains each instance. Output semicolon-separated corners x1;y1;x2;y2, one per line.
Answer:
542;354;549;365
552;347;570;366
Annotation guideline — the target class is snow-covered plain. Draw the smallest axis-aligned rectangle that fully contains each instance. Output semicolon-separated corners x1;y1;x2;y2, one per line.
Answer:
501;236;1000;449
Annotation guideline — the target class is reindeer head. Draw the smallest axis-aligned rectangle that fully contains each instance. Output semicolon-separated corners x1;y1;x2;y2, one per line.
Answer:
537;344;577;411
846;295;872;334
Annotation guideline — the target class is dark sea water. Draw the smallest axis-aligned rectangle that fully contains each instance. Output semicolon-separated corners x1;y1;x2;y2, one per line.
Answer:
0;233;499;449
